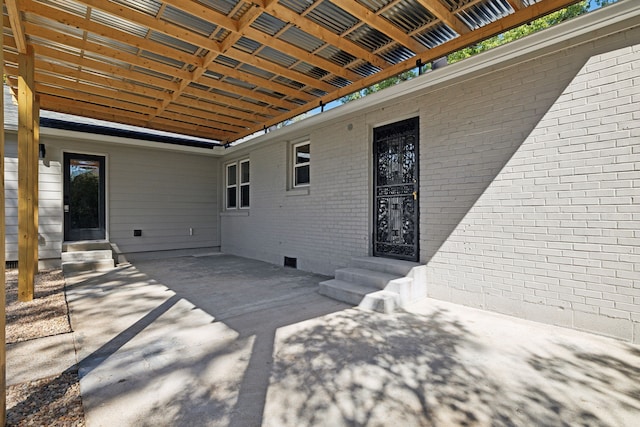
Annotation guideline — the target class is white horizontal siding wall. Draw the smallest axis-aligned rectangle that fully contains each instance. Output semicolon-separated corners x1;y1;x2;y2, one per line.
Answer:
105;144;219;254
4;133;63;264
4;135;220;264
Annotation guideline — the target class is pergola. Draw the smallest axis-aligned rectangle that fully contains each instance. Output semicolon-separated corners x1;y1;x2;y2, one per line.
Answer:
0;0;584;422
3;0;582;143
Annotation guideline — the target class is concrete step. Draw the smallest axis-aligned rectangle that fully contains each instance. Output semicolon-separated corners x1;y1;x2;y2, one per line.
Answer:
350;257;420;276
62;259;115;276
335;268;399;290
359;290;400;314
61;250;113;263
63;240;112;252
319;279;377;306
319;279;400;313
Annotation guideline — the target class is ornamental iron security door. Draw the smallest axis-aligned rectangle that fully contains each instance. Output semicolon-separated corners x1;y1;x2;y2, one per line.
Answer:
373;117;419;261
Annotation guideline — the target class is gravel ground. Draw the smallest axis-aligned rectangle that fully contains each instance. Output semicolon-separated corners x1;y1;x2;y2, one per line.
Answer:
5;269;86;426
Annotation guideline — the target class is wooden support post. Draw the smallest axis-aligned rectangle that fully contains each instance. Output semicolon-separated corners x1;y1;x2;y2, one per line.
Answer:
1;1;8;423
18;45;36;302
33;97;40;274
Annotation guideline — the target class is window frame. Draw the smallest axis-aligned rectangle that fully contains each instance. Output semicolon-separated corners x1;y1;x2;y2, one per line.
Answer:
239;159;250;209
292;140;310;188
225;159;249;210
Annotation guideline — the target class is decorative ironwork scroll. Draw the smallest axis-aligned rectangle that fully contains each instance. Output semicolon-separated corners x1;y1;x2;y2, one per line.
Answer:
373;117;419;261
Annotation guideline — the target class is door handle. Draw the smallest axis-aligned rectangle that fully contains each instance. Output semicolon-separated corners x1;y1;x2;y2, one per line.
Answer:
412;191;417;200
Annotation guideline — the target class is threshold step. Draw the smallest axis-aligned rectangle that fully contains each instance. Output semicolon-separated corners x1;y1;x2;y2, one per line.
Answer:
335;268;400;289
319;279;378;306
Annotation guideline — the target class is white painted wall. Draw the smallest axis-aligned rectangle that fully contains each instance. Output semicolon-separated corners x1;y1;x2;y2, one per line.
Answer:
4;133;63;262
425;39;640;343
221;5;640;342
4;135;220;264
221;113;370;274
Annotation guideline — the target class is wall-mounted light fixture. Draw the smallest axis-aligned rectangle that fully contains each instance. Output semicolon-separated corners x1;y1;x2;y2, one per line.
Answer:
38;143;46;159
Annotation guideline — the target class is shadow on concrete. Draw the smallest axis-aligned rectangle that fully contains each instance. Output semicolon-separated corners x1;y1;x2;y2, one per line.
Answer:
66;255;348;426
64;255;640;426
265;308;640;426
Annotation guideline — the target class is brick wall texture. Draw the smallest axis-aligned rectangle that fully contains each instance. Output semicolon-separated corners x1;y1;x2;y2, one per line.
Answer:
222;23;640;342
424;36;640;342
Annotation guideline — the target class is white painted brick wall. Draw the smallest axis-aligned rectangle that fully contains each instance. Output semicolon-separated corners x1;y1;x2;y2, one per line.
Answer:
221;21;639;342
425;35;640;342
221;115;370;275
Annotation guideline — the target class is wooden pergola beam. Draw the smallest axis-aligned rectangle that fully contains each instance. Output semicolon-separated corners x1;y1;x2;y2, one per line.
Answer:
507;0;527;11
416;0;471;35
235;0;584;141
6;0;26;54
260;1;390;70
334;0;427;54
17;45;37;302
1;0;7;421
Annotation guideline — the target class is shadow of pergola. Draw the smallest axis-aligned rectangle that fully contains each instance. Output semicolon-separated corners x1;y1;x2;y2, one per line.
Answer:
56;256;640;426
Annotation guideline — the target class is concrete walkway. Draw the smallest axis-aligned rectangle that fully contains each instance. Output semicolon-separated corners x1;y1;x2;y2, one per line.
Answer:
61;254;640;426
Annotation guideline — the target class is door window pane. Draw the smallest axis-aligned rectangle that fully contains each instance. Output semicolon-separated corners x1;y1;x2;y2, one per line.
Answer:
70;159;100;229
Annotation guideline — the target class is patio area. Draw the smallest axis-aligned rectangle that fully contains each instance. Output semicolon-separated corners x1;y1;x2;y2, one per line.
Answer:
64;254;640;426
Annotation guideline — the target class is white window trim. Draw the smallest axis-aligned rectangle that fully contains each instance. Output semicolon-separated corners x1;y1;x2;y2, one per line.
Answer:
292;141;310;188
225;159;249;210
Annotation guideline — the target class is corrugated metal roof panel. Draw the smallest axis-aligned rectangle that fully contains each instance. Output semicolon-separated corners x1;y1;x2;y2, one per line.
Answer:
414;24;457;49
378;45;415;64
272;75;305;90
357;0;393;13
196;0;241;17
210;88;242;100
161;4;218;37
131;65;176;82
346;24;393;52
251;13;287;36
277;0;313;15
139;50;186;69
90;9;149;38
381;0;435;33
86;33;139;56
235;37;261;54
279;27;325;53
111;0;161;16
292;62;329;80
325;76;351;88
258;46;299;68
223;77;256;90
254;87;287;100
240;63;277;80
316;45;357;67
458;0;512;29
306;1;359;35
148;31;199;54
350;62;381;77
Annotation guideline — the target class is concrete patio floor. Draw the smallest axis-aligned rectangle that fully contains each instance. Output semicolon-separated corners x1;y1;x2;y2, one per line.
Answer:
64;254;640;426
